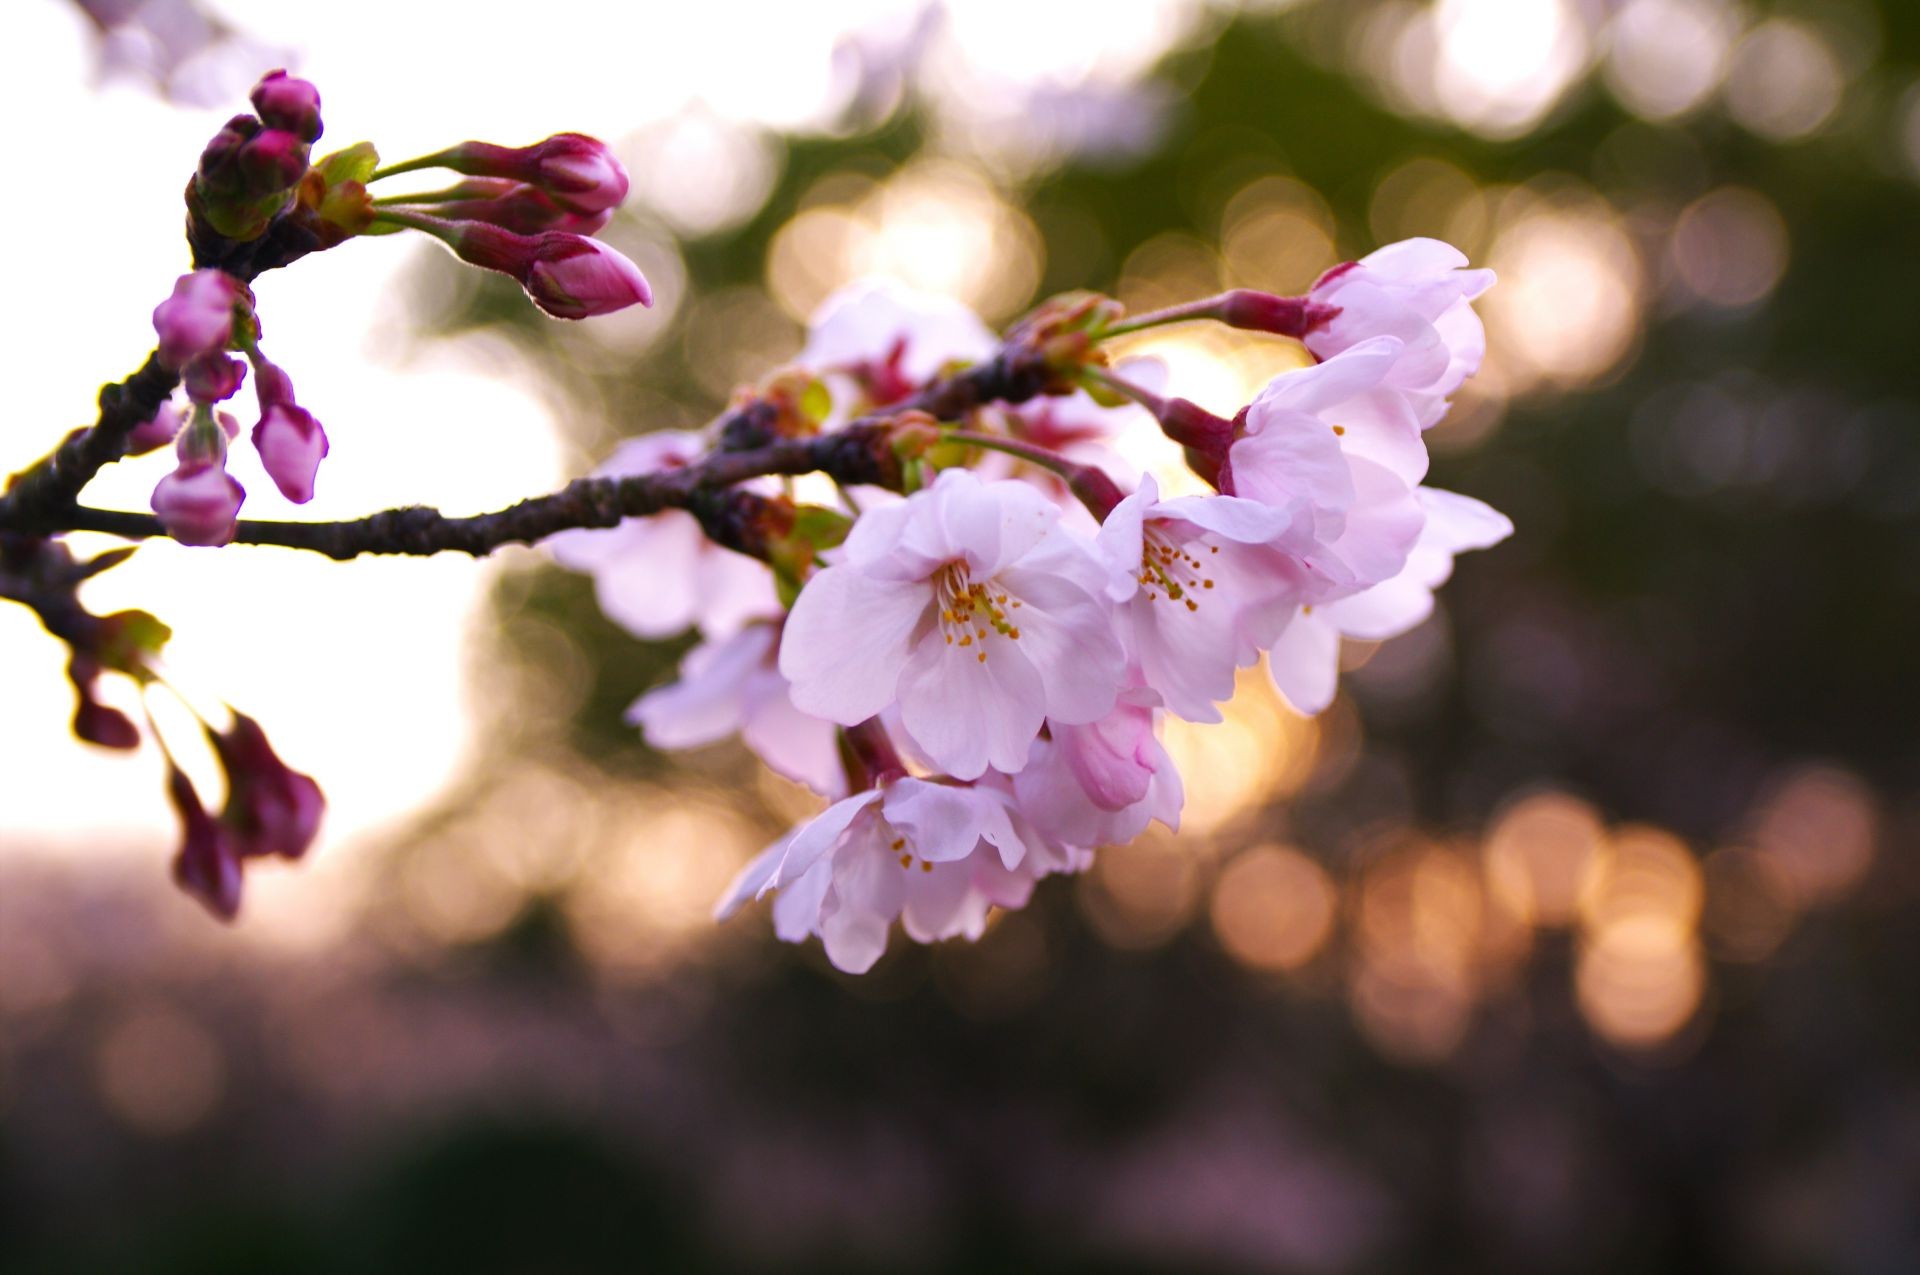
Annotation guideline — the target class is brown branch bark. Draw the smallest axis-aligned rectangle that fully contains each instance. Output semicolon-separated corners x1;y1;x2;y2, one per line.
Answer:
0;344;1060;562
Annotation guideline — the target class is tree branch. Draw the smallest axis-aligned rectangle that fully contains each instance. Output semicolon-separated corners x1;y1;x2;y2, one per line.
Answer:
0;345;1065;562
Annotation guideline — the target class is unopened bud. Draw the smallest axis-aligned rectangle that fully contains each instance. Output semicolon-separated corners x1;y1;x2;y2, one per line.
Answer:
1217;289;1340;338
167;764;243;920
126;401;188;456
207;712;324;861
434;134;630;215
250;70;323;143
236;128;311;196
152;270;247;369
182;353;248;405
439;221;651;319
253;403;328;503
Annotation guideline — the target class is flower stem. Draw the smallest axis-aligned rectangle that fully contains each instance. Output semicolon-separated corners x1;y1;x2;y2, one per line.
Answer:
940;429;1126;520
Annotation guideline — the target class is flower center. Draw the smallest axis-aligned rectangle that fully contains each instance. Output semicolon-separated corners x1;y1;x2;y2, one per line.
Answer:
1138;524;1217;613
932;561;1022;664
887;831;934;872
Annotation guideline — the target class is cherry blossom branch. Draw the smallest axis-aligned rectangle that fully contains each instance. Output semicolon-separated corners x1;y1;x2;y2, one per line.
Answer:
0;344;1067;559
0;354;181;525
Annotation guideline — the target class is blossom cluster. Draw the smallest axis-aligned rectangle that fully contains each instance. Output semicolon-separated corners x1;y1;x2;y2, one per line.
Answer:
552;246;1512;973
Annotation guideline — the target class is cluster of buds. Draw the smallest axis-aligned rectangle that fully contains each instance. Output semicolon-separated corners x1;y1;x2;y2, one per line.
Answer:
551;241;1509;974
364;133;650;319
0;535;320;919
191;70;324;241
144;265;330;543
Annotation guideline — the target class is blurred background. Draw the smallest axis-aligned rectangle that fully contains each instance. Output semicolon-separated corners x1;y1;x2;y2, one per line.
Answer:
4;0;1919;1270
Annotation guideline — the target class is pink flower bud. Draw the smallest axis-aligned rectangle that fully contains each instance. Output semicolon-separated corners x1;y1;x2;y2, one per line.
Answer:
440;222;652;319
529;134;630;215
208;712;324;861
196;115;263;198
126;401;187;456
152;270;247;369
167;764;243;921
525;236;652;318
250;70;323;143
151;456;245;546
441;181;614;235
236;127;310;195
252;403;329;503
182;353;248;405
439;134;630;216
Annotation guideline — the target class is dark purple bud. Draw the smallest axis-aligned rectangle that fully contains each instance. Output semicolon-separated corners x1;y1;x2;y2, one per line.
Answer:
74;699;141;750
197;114;263;197
167;764;244;921
236;128;310;196
208;713;324;861
251;70;323;143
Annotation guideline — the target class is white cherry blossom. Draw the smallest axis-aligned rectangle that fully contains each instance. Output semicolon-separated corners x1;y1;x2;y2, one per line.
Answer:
716;777;1082;974
628;623;844;797
1306;238;1495;427
799;278;997;404
1229;338;1429;594
545;431;779;639
1096;474;1313;724
1268;486;1513;714
780;468;1125;779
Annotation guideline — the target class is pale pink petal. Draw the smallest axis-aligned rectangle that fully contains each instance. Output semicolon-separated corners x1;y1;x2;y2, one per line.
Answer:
988;569;1123;725
781;565;928;725
1248;337;1405;419
1268;609;1342;714
765;790;881;891
741;691;845;798
897;627;1047;779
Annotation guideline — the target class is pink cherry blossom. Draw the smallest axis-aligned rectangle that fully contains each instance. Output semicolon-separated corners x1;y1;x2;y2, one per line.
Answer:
1095;473;1313;724
1267;486;1512;714
1012;685;1183;847
1306;238;1495;428
780;468;1125;780
522;235;652;319
800;280;997;403
546;431;780;640
716;777;1081;973
629;622;844;798
1229;337;1428;593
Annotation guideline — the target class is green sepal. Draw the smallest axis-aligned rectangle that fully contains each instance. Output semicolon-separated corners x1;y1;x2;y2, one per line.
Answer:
314;142;381;187
96;609;172;681
798;378;833;429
